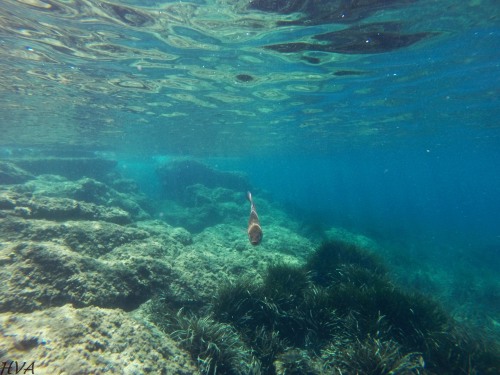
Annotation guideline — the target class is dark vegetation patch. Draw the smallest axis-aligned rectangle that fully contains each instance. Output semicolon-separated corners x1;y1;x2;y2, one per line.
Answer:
149;240;500;374
249;1;437;55
249;0;416;26
300;56;321;64
236;74;255;82
264;22;436;55
333;70;365;76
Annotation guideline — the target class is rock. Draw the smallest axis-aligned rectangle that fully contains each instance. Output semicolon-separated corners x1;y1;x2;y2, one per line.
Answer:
0;192;132;224
0;190;17;210
20;175;151;221
156;159;250;204
30;196;131;224
170;227;193;246
0;161;34;184
0;218;149;256
109;177;142;194
0;240;173;312
156;186;246;232
0;304;197;374
70;177;111;202
324;227;381;252
157;200;220;233
158;223;311;304
0;209;195;313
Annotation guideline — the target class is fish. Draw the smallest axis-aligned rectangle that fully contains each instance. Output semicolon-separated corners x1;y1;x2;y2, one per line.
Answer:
247;191;263;246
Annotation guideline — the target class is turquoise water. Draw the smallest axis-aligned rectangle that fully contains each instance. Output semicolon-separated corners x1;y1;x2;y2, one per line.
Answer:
0;1;499;372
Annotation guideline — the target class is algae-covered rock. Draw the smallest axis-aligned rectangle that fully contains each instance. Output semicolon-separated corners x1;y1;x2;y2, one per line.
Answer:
0;191;132;224
133;219;192;247
20;175;151;221
0;161;34;184
170;226;193;246
0;240;174;312
161;223;309;304
0;218;149;256
324;227;381;252
0;190;18;210
0;304;198;374
0;214;193;314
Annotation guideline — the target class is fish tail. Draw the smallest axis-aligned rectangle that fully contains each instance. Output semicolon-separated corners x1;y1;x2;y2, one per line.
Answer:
247;191;252;203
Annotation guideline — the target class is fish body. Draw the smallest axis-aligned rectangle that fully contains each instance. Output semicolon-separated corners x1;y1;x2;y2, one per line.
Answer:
247;191;263;245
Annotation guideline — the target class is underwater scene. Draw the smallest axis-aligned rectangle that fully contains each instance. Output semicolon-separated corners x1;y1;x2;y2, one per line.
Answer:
0;0;499;374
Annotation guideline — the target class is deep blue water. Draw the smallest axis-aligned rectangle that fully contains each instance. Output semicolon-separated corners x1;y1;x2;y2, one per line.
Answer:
119;136;500;257
114;25;500;256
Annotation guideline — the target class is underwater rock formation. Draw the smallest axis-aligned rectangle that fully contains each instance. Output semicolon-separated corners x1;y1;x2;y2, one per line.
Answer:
2;193;132;224
20;174;152;221
156;185;247;232
4;157;299;373
0;163;190;314
156;159;250;204
0;240;172;312
0;161;34;184
155;159;251;231
1;156;498;374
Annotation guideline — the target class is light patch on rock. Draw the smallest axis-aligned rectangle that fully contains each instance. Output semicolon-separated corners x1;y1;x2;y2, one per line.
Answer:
0;304;198;374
